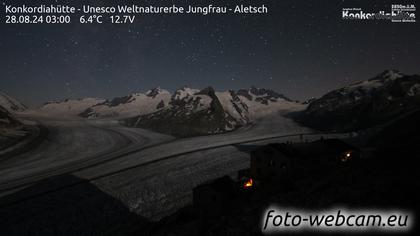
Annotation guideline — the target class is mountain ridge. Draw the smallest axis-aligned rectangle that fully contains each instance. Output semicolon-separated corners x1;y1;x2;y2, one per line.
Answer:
296;70;420;132
0;92;27;113
120;86;299;137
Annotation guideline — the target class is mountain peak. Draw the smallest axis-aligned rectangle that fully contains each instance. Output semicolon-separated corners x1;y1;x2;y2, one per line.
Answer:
177;86;192;90
146;87;162;98
237;87;292;102
173;87;199;100
303;70;420;131
377;70;404;80
195;86;216;96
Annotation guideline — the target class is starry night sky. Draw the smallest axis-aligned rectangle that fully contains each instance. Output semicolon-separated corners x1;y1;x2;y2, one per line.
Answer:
1;0;419;106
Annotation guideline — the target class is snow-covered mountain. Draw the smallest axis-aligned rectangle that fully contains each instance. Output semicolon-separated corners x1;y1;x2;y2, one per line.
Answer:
237;86;292;103
124;87;244;137
39;98;105;116
122;86;300;137
79;88;171;118
29;86;300;136
215;90;249;124
0;93;27;113
79;86;299;121
298;70;420;131
236;87;302;119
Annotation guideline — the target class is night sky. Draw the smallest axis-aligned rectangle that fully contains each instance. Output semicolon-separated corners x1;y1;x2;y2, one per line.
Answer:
1;0;419;106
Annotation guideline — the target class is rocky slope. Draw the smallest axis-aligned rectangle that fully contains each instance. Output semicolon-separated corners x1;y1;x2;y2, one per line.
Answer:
0;105;25;150
79;88;171;118
123;87;245;137
28;86;300;136
0;106;21;129
0;93;27;113
236;86;301;120
122;86;302;137
297;70;420;132
75;86;301;137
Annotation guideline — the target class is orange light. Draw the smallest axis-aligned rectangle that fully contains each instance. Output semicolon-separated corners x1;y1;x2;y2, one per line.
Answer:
341;151;352;162
243;178;253;188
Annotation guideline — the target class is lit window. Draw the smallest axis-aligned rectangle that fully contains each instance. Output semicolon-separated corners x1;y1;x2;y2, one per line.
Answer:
243;178;253;189
341;151;352;162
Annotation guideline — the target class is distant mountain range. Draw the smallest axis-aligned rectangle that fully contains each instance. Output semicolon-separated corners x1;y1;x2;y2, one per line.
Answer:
39;98;106;116
79;87;172;118
2;69;419;136
296;70;420;132
112;86;299;137
33;86;300;136
124;87;243;137
123;86;302;137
